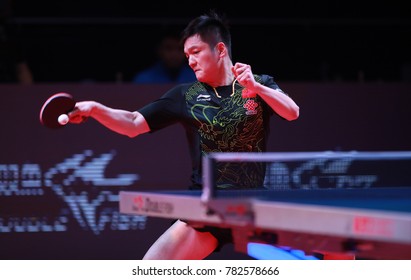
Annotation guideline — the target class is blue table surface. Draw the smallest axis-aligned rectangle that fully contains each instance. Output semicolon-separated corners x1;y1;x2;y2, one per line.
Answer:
151;187;411;213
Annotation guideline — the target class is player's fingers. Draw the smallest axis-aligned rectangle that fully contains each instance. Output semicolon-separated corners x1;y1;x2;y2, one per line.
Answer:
68;115;82;124
235;69;253;86
67;108;87;124
68;115;88;124
79;116;88;123
233;62;250;71
231;66;237;77
232;63;242;77
232;63;252;79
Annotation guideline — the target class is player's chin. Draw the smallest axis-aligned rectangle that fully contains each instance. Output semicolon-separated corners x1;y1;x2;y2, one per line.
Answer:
194;71;204;82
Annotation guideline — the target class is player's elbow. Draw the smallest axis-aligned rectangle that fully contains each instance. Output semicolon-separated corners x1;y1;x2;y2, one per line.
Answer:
126;111;150;138
285;105;299;121
126;130;140;138
125;126;146;138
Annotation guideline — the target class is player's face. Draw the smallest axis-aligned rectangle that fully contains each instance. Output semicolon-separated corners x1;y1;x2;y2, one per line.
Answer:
184;34;220;84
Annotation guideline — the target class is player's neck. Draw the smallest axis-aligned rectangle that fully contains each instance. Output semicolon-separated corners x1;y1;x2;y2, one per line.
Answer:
213;70;235;88
220;75;236;87
206;59;234;87
221;61;235;86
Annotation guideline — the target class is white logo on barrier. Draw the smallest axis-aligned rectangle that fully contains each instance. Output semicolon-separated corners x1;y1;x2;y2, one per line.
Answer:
264;158;378;190
0;150;146;235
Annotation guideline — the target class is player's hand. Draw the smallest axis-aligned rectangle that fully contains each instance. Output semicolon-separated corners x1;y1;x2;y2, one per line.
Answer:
68;101;94;124
231;62;258;98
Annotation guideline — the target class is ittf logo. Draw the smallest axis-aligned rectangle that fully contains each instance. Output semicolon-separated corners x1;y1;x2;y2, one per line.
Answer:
243;100;258;115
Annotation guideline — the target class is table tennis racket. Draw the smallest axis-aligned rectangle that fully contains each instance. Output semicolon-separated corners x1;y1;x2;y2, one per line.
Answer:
39;92;75;129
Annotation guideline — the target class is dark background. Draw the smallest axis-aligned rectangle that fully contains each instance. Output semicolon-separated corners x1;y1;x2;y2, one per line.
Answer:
3;0;411;83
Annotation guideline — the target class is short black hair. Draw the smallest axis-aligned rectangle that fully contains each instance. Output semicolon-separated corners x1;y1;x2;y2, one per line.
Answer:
181;10;232;58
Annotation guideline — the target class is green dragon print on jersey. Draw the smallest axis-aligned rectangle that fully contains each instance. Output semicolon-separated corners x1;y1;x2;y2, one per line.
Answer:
185;76;268;189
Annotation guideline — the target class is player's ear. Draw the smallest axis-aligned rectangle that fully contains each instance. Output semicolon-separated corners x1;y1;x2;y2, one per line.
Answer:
216;42;226;57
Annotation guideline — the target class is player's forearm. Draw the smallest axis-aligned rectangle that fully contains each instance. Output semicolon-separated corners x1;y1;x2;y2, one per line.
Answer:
255;84;299;121
90;102;150;137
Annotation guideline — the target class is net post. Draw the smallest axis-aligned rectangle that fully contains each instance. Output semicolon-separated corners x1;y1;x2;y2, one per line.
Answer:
201;153;217;204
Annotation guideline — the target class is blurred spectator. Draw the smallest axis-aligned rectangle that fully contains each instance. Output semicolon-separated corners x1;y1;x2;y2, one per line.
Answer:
132;28;196;84
0;0;33;84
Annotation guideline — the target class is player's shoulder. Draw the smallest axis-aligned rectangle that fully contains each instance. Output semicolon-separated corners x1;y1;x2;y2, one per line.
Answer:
254;74;284;94
254;74;275;84
162;81;199;98
171;81;199;91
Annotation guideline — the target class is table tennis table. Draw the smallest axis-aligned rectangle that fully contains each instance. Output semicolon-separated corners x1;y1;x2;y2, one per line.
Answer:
119;151;411;260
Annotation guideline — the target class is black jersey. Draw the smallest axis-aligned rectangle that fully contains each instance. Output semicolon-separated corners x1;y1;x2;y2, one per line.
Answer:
138;74;285;189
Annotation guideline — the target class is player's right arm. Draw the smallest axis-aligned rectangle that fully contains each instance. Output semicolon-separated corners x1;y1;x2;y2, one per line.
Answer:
68;101;150;138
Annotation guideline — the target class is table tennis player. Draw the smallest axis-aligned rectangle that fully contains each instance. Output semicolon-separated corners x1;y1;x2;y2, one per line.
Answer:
68;10;299;260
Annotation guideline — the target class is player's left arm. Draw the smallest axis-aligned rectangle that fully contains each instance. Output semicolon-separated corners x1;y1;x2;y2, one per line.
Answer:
253;81;299;121
232;62;299;121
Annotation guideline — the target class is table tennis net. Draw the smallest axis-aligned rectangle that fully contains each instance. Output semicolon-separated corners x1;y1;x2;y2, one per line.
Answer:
201;151;411;200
